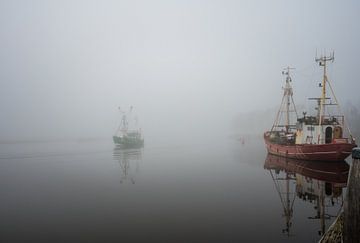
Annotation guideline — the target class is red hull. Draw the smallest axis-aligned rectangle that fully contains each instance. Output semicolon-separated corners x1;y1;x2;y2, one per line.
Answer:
264;134;356;161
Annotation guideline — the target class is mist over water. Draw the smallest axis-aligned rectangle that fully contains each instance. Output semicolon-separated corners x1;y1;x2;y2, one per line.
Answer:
1;1;360;142
0;1;359;242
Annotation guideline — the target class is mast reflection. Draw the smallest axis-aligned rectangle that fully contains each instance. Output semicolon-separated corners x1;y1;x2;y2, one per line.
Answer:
264;153;349;237
113;145;143;184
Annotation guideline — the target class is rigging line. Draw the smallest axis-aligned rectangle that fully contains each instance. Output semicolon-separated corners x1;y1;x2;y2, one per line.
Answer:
272;94;286;132
290;186;296;212
291;95;298;119
299;67;321;108
270;170;288;210
326;76;353;137
296;65;319;79
297;67;322;77
296;64;313;72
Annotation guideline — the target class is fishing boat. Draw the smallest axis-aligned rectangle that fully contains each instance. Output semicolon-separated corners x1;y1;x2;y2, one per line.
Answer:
264;53;356;161
113;106;144;147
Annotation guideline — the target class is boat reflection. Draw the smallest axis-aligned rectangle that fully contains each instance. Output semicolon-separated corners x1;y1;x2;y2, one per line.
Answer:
264;153;349;237
113;145;143;184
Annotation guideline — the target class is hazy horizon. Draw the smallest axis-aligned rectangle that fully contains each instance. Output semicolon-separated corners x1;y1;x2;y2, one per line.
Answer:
1;0;359;142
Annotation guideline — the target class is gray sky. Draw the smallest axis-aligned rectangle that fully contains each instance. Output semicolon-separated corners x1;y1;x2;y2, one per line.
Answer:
0;0;359;141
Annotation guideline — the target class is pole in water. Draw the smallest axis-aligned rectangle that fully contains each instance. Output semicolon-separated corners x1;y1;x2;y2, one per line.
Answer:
344;147;360;243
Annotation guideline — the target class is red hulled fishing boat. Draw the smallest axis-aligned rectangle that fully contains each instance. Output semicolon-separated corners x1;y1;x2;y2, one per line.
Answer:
264;54;356;161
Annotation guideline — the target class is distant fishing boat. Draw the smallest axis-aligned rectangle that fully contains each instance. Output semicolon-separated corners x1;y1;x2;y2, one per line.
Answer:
264;53;356;161
113;106;144;147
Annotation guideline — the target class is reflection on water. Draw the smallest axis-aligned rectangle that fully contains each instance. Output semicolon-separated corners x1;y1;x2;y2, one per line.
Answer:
113;145;143;184
1;139;353;242
264;154;349;237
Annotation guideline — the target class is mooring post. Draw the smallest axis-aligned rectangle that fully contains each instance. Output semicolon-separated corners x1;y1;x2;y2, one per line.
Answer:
344;147;360;243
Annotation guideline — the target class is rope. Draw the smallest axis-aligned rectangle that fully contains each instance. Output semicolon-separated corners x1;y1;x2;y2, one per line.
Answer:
326;76;353;138
271;95;286;132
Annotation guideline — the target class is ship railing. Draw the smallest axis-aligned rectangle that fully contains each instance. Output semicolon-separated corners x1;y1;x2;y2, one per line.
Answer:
317;137;354;145
333;137;356;144
320;115;344;126
333;138;350;144
298;115;345;126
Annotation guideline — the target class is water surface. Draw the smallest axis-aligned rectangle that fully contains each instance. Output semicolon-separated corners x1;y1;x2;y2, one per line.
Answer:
0;137;346;242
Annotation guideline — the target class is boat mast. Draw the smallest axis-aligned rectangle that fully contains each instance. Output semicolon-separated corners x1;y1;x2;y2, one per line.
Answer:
315;52;334;144
284;67;293;133
117;106;133;133
271;67;298;133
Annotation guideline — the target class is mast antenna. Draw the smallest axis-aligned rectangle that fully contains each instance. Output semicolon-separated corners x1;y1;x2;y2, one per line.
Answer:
271;67;298;133
315;52;334;143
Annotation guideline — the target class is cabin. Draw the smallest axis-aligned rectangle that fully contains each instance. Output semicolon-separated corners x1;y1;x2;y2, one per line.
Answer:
295;115;345;145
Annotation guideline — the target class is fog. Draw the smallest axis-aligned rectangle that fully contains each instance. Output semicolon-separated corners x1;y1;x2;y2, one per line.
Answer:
1;0;359;143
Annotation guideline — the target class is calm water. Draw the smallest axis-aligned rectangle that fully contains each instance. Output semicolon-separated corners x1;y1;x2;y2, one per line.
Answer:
0;137;347;242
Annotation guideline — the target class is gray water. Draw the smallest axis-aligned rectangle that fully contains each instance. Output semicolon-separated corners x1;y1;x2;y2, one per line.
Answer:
0;137;346;242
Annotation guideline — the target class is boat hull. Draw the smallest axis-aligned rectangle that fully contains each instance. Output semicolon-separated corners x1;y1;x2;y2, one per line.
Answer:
113;136;144;148
264;134;356;161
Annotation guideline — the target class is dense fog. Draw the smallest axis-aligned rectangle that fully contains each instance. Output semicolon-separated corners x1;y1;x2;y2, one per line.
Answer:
0;0;359;143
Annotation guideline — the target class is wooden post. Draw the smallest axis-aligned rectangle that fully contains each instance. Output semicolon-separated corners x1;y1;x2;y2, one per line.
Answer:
344;147;360;242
